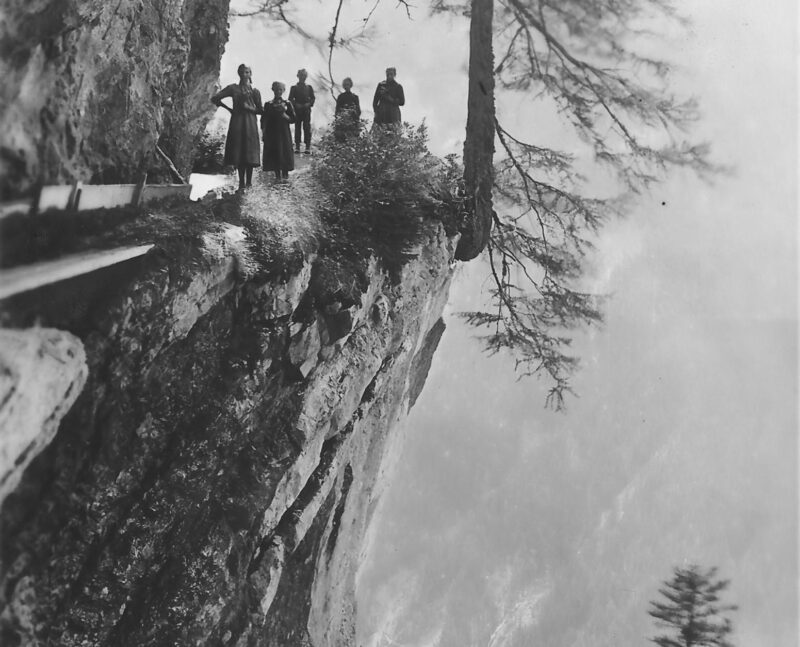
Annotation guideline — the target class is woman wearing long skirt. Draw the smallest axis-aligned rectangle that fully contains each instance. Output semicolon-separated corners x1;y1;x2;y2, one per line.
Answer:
211;64;262;189
261;81;296;180
334;77;361;141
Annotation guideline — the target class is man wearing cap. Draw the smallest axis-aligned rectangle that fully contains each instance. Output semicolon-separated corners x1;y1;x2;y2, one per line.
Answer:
372;67;405;126
289;68;316;153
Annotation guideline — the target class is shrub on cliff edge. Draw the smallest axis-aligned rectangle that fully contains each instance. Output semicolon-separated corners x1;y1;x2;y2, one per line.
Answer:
192;124;227;174
311;122;456;276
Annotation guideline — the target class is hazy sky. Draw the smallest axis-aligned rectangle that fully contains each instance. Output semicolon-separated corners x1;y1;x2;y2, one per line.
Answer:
223;2;798;645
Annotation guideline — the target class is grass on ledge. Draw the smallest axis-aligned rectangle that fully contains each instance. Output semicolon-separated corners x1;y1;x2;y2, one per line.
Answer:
0;171;325;283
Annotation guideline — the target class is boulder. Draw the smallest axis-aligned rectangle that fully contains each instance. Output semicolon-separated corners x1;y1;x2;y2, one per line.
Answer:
0;328;87;504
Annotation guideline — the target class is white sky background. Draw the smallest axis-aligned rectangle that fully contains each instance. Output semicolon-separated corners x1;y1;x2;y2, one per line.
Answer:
222;1;798;645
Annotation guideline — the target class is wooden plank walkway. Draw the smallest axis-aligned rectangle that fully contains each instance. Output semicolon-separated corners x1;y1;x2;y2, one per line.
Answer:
0;183;192;219
142;184;192;203
0;179;195;298
0;200;31;219
0;244;154;301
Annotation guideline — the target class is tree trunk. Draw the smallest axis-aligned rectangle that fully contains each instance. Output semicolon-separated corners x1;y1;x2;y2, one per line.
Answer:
456;0;495;261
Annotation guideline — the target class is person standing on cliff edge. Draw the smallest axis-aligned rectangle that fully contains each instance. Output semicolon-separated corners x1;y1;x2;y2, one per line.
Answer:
334;77;361;140
372;67;405;128
211;64;262;190
261;81;296;181
288;68;315;154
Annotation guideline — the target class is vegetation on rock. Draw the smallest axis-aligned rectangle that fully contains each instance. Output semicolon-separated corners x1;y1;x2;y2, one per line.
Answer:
192;125;228;174
310;122;462;284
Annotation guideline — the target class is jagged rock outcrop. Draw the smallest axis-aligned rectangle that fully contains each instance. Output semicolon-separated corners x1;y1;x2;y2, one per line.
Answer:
0;196;457;646
0;328;87;504
0;0;230;198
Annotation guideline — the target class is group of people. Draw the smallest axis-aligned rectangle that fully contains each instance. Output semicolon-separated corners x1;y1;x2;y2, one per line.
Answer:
210;65;406;189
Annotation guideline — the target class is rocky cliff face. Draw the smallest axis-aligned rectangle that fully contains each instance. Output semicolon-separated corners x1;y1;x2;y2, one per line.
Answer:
0;193;457;645
0;0;230;198
0;5;460;643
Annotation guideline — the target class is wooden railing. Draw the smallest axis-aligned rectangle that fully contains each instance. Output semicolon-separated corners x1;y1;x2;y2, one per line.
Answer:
0;245;155;301
0;180;192;220
0;180;192;300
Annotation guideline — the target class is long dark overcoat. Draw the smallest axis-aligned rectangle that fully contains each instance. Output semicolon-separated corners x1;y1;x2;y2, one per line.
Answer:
261;99;296;172
334;91;361;139
212;83;262;167
372;80;404;124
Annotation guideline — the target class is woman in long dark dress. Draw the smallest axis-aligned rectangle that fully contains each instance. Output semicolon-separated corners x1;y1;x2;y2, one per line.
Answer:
261;81;296;180
211;64;262;189
334;77;361;141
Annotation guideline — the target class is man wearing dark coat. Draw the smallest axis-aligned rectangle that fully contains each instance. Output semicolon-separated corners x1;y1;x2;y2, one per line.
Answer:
261;81;296;180
288;68;315;154
372;67;405;126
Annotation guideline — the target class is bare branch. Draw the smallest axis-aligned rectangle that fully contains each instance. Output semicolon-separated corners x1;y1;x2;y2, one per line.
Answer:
326;0;346;100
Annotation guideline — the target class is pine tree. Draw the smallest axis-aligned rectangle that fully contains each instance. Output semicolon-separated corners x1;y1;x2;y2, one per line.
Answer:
457;0;495;262
449;0;715;409
648;565;738;647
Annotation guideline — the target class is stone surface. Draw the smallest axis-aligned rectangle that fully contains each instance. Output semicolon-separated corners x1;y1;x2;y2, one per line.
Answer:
288;323;322;379
0;327;87;504
0;201;457;645
0;5;464;644
0;0;230;197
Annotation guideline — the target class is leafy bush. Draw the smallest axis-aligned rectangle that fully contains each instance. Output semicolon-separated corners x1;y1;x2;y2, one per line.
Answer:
311;122;457;276
192;125;227;174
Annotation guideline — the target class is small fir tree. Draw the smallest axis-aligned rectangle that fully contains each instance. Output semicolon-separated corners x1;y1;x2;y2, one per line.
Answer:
648;565;738;647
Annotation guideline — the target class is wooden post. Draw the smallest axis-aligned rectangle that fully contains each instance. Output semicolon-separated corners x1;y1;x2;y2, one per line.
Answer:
132;172;148;208
29;182;43;216
155;145;187;185
67;181;83;211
